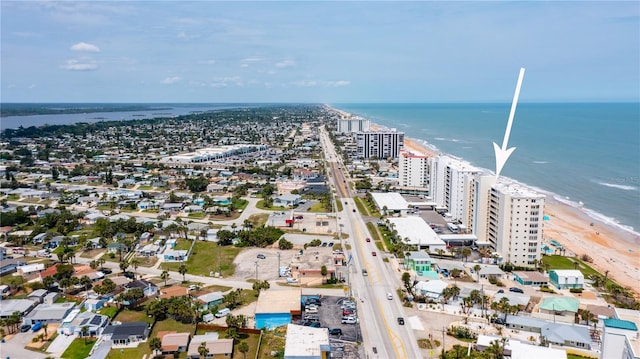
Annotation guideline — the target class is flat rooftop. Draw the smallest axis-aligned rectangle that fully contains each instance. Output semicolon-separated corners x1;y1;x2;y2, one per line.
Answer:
387;217;446;247
255;289;300;314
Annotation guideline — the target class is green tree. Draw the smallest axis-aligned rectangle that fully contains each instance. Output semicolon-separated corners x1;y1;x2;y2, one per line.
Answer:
161;270;170;287
320;265;328;284
130;258;140;279
42;275;55;289
149;337;162;357
402;272;413;296
80;275;92;293
119;260;129;273
198;341;209;358
178;263;188;282
461;247;471;262
238;341;249;359
81;325;89;343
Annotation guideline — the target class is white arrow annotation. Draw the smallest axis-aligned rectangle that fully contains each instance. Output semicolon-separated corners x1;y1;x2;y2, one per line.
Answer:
493;67;526;178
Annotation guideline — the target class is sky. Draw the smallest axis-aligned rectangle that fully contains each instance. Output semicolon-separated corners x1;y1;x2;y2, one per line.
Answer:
1;1;639;103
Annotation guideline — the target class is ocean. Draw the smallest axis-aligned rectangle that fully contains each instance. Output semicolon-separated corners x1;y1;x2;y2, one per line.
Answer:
332;103;640;233
2;102;638;233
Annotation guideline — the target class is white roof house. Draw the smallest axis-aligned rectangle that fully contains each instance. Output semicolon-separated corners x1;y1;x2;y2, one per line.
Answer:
414;280;449;300
387;217;446;251
477;335;567;359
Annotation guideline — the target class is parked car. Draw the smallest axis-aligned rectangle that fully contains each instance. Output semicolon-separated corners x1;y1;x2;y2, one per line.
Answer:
215;308;231;318
491;317;506;325
341;316;357;324
509;287;524;293
306;298;321;306
328;328;342;336
497;289;504;294
257;254;266;259
100;268;112;275
397;317;405;325
31;322;42;332
123;271;135;279
20;324;31;332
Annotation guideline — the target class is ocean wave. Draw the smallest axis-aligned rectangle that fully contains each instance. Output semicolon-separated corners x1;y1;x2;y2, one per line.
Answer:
597;182;638;191
532;161;548;164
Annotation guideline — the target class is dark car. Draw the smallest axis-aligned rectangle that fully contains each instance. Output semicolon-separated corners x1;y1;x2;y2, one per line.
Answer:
509;287;524;293
497;289;504;294
305;298;321;306
352;209;356;212
372;251;377;256
491;317;506;325
100;268;112;275
328;328;342;335
397;317;405;325
123;271;135;279
257;254;266;259
366;237;371;242
20;324;31;332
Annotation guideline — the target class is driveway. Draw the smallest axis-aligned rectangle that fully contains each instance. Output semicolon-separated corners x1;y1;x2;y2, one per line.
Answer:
0;331;47;359
46;332;77;357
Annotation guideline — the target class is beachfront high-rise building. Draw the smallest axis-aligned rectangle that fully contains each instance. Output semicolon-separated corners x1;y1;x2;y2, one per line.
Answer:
488;182;545;268
337;116;371;134
355;131;404;159
428;155;481;225
398;150;430;189
471;174;497;245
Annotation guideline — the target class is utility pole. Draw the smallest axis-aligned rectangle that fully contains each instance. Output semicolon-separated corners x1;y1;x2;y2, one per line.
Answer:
254;261;258;281
278;252;281;277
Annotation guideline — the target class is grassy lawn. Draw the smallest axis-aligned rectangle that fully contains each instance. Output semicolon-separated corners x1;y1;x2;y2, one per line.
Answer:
353;197;369;216
138;185;153;190
335;197;343;212
258;328;286;358
161;241;240;277
234;199;249;210
174;238;192;250
114;308;153;325
61;338;97;359
107;319;195;359
247;213;269;228
136;256;158;267
98;306;119;319
306;202;327;213
188;212;207;219
542;255;601;278
80;249;106;259
255;200;286;211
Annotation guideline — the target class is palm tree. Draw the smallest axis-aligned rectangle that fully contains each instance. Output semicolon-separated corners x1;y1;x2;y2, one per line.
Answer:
161;270;170;287
42;275;55;289
42;323;48;340
473;264;481;282
81;325;89;343
461;247;471;262
320;265;328;284
198;341;209;358
149;337;162;357
178;263;188;282
80;275;92;293
130;258;141;279
119;260;129;274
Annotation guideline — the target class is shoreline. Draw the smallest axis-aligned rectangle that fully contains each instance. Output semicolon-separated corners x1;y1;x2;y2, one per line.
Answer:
356;113;639;296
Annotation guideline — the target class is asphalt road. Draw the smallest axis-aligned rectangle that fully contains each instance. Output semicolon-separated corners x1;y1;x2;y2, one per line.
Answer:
320;126;424;359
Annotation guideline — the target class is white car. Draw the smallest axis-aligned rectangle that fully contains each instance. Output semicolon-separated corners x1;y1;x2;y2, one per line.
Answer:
341;316;357;324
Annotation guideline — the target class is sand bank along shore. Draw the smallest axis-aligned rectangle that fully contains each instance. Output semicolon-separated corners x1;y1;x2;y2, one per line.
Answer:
367;121;640;296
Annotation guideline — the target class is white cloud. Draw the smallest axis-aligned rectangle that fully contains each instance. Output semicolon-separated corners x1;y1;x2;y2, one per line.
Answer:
177;31;200;40
275;59;296;68
326;80;351;87
28;84;37;89
71;42;100;52
289;80;351;87
197;59;216;65
161;76;182;84
61;59;98;71
240;56;266;67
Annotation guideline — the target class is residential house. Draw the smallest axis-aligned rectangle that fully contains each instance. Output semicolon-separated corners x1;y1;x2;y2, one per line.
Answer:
0;257;26;276
163;249;188;262
18;263;46;277
504;315;593;350
0;299;39;319
404;251;435;275
136;243;160;257
549;270;584;290
22;302;76;325
539;297;580;317
84;297;108;311
513;271;548;287
107;242;128;254
476;335;567;359
86;237;104;249
58;311;109;336
274;194;301;207
125;279;159;297
477;265;506;280
183;205;204;214
196;292;224;310
414;280;449;301
102;322;150;347
159;286;188;300
160;332;191;354
27;289;48;304
187;332;234;359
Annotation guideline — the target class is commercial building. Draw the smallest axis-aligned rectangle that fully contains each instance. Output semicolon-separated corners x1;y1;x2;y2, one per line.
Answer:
355;131;404;159
386;217;446;251
488;182;545;268
601;308;640;359
336;116;370;134
284;324;331;359
254;289;301;329
398;150;430;189
160;144;268;163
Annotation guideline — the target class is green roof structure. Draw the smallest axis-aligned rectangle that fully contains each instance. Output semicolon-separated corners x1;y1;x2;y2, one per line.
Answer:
539;297;579;313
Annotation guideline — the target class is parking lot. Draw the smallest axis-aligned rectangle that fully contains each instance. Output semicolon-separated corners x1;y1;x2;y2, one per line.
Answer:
296;295;361;342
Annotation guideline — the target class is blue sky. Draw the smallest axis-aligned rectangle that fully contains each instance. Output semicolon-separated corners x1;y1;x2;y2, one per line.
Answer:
1;1;638;103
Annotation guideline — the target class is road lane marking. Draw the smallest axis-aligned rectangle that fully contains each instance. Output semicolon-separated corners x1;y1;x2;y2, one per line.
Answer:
376;299;408;359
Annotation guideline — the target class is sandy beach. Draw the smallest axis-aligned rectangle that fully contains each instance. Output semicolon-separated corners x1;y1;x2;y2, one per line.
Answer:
369;121;640;296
